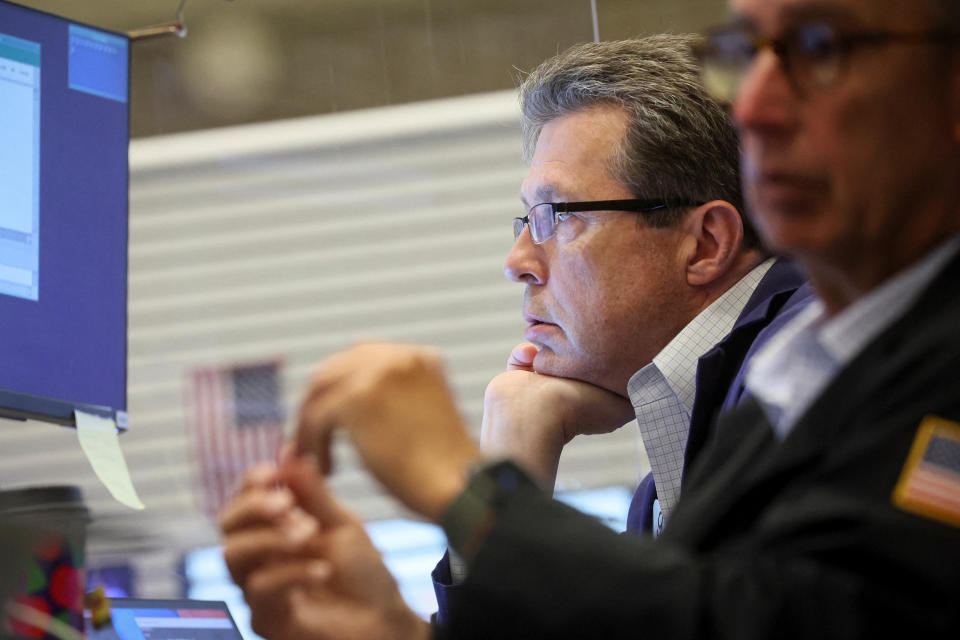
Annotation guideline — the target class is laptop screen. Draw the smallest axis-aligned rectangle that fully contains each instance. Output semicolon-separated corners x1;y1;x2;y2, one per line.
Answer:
87;599;245;640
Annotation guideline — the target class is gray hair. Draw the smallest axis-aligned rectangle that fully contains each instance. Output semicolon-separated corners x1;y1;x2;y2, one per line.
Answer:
519;34;761;249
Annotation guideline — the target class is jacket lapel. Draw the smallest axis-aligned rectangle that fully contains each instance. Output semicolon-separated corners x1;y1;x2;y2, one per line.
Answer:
736;247;960;498
684;259;806;470
667;248;960;549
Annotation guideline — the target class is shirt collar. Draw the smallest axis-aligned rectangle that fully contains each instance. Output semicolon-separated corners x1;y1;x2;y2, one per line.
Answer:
746;235;960;437
629;258;775;413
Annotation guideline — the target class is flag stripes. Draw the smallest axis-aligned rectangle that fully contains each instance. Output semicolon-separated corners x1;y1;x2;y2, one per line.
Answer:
893;416;960;529
190;362;284;518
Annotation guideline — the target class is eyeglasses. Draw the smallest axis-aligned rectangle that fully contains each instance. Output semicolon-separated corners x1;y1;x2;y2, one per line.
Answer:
695;22;959;102
513;198;704;244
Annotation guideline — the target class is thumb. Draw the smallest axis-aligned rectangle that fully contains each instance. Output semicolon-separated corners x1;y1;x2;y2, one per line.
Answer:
281;455;353;528
506;342;539;372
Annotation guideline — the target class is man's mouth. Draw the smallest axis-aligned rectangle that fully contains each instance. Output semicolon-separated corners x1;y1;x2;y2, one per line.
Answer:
523;312;561;344
523;312;552;327
746;170;829;213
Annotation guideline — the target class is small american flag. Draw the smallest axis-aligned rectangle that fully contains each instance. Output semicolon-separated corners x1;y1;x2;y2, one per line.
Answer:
892;415;960;529
189;361;286;518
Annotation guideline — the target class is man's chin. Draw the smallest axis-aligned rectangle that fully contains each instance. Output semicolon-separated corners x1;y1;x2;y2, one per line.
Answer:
532;348;592;383
531;347;630;394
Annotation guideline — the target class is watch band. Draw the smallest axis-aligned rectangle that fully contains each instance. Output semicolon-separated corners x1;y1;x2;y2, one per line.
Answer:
441;459;537;562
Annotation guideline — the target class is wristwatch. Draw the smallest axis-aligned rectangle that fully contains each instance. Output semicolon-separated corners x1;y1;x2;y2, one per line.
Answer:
441;459;539;562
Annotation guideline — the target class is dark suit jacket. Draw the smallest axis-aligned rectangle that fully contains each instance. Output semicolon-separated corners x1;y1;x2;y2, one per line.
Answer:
628;261;810;533
438;250;960;639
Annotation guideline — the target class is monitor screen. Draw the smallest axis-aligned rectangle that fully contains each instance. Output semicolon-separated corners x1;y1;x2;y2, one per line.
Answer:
86;599;246;640
0;1;129;426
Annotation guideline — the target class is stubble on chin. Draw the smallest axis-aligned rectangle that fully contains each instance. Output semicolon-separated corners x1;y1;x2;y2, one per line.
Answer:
531;345;598;385
530;345;570;378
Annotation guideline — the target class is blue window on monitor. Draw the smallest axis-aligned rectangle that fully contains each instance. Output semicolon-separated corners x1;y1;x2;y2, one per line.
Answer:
0;32;41;302
68;25;127;103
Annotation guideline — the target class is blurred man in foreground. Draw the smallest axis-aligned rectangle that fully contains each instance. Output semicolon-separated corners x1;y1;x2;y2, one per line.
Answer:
222;0;960;633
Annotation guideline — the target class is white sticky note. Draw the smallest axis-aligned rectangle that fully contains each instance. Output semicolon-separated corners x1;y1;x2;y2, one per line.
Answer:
75;410;145;510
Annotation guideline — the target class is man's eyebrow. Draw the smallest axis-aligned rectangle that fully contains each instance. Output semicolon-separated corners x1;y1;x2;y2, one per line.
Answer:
729;2;860;31
783;2;860;26
521;184;563;210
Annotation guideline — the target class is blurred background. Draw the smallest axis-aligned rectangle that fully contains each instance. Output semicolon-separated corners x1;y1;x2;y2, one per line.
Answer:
14;0;726;136
2;0;726;635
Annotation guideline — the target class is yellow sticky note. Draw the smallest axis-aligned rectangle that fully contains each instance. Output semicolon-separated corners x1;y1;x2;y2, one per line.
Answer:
75;410;145;510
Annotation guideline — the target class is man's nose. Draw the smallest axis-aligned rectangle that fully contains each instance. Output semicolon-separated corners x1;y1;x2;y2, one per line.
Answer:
732;48;799;136
504;226;547;285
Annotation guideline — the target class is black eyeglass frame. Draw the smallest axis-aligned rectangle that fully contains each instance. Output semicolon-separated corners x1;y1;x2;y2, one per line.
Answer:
695;23;960;101
513;198;705;244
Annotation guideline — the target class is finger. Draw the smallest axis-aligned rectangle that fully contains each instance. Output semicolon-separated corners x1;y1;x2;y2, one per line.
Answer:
246;558;332;601
219;488;294;534
295;372;332;460
506;342;539;371
277;441;296;467
297;356;347;412
222;524;317;584
294;358;343;454
241;464;281;491
281;455;355;529
319;428;334;475
295;391;341;473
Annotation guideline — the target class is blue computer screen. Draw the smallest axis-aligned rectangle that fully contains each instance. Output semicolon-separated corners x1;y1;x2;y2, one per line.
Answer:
86;599;245;640
0;0;129;423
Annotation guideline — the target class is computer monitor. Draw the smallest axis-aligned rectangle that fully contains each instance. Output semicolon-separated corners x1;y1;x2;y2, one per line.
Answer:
0;1;130;427
86;599;246;640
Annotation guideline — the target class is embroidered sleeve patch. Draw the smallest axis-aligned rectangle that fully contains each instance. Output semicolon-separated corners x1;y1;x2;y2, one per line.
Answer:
892;415;960;528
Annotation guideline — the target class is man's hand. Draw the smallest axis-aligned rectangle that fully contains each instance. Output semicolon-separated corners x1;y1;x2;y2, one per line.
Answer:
219;462;328;640
481;343;636;487
295;342;482;522
219;456;430;640
220;463;322;596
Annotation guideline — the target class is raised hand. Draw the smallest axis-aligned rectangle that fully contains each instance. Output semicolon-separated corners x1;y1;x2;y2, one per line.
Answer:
219;462;328;640
481;343;636;487
294;342;481;521
220;454;430;640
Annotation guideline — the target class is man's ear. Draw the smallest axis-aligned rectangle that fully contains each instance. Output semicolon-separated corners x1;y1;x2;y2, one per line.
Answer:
682;201;744;287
